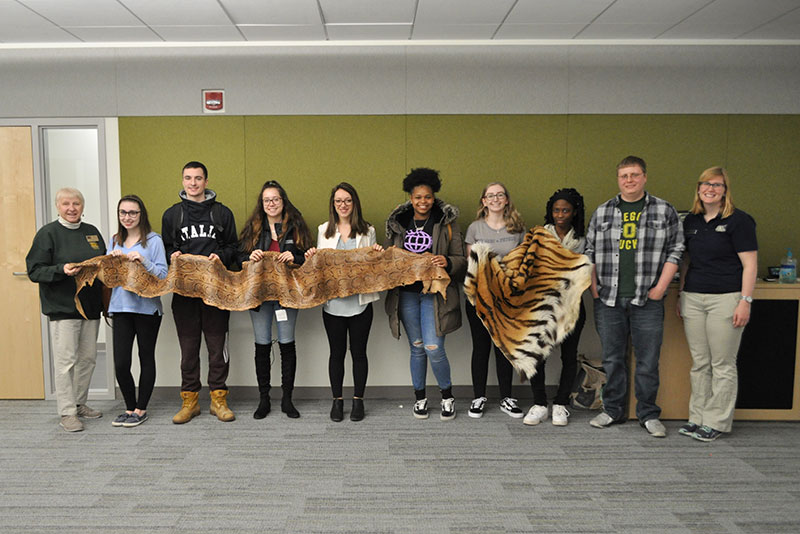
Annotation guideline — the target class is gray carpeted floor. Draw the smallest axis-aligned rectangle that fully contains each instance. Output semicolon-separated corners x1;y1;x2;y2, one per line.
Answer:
2;397;799;534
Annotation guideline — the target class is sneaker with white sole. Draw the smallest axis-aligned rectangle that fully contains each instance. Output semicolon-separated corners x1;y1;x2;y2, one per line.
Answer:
692;425;722;442
679;422;699;437
643;418;667;438
551;404;570;426
589;411;615;428
111;413;130;427
523;404;549;426
468;397;487;419
122;413;148;427
440;398;456;421
500;397;524;418
413;398;429;419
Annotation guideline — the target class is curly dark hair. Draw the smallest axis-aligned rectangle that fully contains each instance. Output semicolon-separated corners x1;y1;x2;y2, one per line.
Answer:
402;167;441;194
544;188;586;238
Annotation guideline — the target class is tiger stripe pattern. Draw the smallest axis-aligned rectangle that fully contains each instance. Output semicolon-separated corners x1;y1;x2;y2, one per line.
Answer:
464;226;592;379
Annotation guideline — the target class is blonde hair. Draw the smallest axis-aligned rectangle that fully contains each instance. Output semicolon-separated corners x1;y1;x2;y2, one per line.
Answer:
690;166;735;218
475;182;525;233
55;187;84;205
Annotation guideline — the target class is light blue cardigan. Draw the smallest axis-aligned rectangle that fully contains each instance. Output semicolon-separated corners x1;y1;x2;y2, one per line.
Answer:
106;232;168;316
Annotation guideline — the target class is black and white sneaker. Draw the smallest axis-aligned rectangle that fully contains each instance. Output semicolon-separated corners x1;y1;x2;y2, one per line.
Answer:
468;397;487;419
440;398;455;421
692;425;723;442
413;398;429;419
500;397;524;419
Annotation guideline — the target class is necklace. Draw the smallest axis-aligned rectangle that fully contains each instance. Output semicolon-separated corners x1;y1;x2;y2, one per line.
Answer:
413;217;429;230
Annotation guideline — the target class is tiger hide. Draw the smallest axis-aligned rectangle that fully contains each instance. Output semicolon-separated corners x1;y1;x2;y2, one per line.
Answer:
464;226;592;379
72;247;449;318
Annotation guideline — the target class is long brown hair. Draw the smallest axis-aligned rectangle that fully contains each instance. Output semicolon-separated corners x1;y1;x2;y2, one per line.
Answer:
114;194;152;248
474;182;525;233
690;166;736;218
324;182;371;239
239;180;312;253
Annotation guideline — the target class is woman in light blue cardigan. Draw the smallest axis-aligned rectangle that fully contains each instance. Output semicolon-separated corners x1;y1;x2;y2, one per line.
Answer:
305;182;382;422
107;195;168;427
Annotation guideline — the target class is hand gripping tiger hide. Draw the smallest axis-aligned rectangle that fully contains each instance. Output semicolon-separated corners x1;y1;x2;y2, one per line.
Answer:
464;226;592;379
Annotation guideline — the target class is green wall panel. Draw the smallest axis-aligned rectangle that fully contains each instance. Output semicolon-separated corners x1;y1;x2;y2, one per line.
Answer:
242;115;406;241
119;114;800;274
406;115;568;232
119;116;247;233
727;115;800;268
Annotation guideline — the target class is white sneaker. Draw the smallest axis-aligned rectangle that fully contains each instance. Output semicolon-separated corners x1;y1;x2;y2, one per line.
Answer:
413;398;429;419
551;404;570;426
523;405;549;426
644;418;667;438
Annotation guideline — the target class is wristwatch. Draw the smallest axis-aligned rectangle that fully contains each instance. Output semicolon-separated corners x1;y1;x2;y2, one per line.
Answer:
739;295;753;303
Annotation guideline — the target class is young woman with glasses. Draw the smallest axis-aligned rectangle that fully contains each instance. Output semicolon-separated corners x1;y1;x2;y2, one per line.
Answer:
108;194;168;427
304;182;383;422
239;181;312;420
464;183;526;419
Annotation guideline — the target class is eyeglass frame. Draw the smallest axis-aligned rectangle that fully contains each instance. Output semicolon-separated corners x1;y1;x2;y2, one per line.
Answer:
118;209;141;218
483;192;507;201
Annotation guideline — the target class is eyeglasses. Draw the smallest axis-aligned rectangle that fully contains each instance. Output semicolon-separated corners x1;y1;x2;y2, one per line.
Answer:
484;193;507;201
334;198;353;206
699;181;726;190
618;172;644;181
118;210;140;218
263;197;282;205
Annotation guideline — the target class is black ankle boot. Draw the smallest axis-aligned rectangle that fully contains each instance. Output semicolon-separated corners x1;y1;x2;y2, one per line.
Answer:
253;343;272;419
330;398;344;422
254;395;271;419
350;398;364;422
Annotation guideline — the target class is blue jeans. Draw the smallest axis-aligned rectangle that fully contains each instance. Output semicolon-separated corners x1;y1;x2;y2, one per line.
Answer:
398;291;452;392
593;297;664;423
250;301;298;345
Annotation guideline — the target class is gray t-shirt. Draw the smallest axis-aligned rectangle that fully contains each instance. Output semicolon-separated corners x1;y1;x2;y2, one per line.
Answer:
465;220;525;258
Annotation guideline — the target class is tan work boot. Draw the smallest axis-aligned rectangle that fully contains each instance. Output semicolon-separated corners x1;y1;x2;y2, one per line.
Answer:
209;389;235;422
172;391;201;424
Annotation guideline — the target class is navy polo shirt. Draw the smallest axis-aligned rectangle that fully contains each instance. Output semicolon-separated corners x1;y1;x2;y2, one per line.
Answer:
683;209;757;294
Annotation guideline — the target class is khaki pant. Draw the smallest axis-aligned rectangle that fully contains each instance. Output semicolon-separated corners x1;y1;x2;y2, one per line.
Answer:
680;291;744;433
49;319;100;416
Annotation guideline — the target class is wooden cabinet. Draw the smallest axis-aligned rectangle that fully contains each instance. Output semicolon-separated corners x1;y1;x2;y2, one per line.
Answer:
628;282;800;421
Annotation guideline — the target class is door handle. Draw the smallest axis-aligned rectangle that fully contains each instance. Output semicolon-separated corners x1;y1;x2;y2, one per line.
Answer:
13;272;28;276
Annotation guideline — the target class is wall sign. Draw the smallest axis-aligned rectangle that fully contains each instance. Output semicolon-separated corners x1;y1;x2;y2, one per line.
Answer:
202;90;225;114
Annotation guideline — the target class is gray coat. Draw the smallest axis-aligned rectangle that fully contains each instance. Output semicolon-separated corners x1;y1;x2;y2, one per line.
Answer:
384;199;466;338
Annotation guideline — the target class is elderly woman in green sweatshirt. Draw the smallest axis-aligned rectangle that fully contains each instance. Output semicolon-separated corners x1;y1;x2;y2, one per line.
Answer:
26;188;106;433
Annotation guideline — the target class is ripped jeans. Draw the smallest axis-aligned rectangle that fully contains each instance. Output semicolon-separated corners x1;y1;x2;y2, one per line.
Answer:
398;290;452;392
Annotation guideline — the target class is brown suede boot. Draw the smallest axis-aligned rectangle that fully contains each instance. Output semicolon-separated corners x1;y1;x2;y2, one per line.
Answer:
172;391;201;424
209;389;235;422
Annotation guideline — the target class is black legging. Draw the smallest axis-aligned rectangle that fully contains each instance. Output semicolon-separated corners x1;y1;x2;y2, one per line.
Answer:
112;312;162;411
466;301;514;399
530;300;586;406
323;304;373;398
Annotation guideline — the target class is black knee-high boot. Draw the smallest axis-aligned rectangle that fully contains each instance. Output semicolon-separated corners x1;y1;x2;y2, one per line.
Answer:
279;341;299;418
253;343;271;419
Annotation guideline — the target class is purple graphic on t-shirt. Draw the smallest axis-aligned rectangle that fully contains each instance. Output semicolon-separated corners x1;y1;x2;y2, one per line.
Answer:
404;229;432;253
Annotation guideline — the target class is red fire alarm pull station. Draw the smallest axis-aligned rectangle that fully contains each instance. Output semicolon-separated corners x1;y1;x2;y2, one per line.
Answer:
202;90;225;113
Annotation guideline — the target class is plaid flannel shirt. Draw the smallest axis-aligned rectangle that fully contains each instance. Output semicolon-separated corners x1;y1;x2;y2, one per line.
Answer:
585;192;684;307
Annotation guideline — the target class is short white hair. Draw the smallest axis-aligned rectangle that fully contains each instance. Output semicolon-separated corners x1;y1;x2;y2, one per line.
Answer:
55;187;85;205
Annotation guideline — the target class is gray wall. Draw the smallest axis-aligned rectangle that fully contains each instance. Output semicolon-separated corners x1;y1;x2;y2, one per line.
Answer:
2;45;799;118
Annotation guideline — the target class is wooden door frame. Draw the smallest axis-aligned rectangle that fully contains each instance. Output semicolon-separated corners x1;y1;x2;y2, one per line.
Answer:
0;118;118;401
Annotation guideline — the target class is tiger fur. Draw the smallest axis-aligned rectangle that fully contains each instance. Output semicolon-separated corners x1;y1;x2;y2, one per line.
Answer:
464;226;592;379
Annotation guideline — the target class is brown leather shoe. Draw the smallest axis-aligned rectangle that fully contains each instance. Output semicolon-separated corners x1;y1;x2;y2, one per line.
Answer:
172;391;201;424
209;389;235;422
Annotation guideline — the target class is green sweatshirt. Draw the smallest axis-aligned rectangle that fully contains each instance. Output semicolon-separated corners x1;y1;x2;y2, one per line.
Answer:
26;220;106;320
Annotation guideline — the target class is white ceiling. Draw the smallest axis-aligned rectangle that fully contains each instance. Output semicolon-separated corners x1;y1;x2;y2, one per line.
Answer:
1;0;799;46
